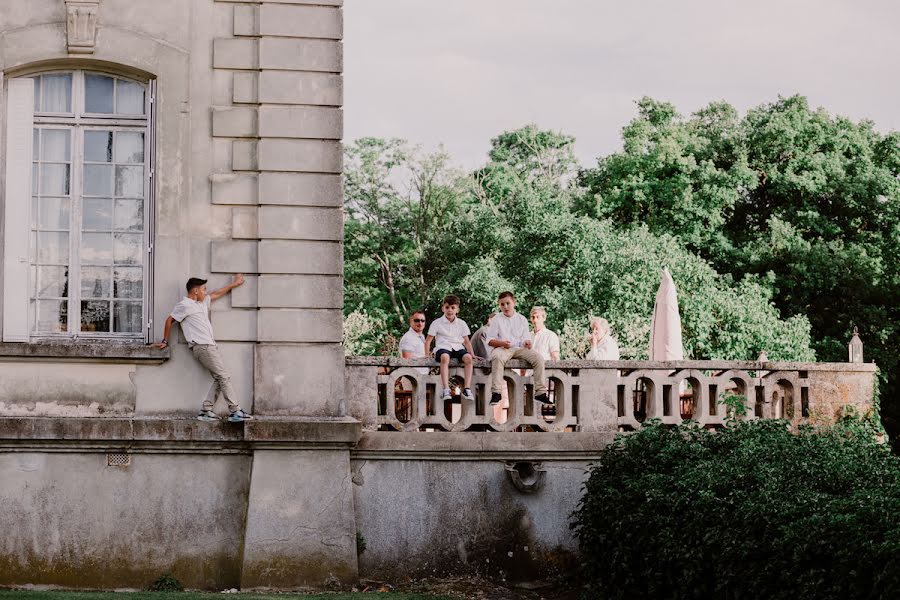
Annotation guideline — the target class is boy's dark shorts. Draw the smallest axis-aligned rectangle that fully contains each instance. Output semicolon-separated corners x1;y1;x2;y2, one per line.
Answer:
434;348;470;361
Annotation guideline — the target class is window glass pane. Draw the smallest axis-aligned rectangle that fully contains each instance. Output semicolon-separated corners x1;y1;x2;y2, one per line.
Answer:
81;266;112;298
36;266;69;298
114;233;142;265
37;232;69;263
114;199;143;231
37;299;68;333
84;74;114;113
84;130;113;162
83;164;113;196
113;301;142;333
81;232;113;264
40;164;70;196
115;165;144;197
114;267;143;299
81;300;110;332
40;129;71;161
33;129;39;160
32;76;41;112
114;132;144;164
37;197;70;230
83;198;113;230
40;74;72;113
116;80;145;115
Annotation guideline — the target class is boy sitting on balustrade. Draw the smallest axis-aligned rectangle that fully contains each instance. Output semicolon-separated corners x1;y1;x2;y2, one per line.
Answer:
485;291;550;406
424;294;475;402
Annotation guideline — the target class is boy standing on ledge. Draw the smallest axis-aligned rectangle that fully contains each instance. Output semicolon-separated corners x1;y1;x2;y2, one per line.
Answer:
157;275;254;423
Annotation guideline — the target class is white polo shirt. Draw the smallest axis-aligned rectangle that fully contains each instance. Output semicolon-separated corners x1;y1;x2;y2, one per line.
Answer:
533;328;561;361
587;336;620;360
484;312;532;358
170;295;216;346
427;315;470;352
399;328;429;374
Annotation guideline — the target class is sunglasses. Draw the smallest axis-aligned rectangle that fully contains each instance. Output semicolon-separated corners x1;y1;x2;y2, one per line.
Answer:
412;318;426;323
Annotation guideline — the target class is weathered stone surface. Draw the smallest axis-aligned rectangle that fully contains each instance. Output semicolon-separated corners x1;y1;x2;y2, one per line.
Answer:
213;38;259;69
258;206;342;241
212;106;258;138
259;38;342;72
241;450;358;588
258;172;342;207
257;309;342;342
258;240;342;274
0;342;167;362
232;140;258;171
211;308;258;341
232;206;258;239
0;452;250;589
258;71;342;106
211;173;259;205
211;240;259;273
258;4;341;39
232;4;258;36
257;139;342;173
257;275;342;308
258;106;342;139
231;275;259;307
254;343;344;415
232;71;259;104
244;418;360;443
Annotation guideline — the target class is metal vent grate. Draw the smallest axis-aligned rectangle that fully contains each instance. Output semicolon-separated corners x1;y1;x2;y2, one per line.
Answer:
107;452;131;467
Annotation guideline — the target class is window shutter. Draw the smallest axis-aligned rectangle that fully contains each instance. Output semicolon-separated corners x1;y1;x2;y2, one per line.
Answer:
3;78;34;342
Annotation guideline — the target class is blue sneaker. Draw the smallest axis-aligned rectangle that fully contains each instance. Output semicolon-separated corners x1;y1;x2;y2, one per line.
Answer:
228;409;254;422
197;410;219;422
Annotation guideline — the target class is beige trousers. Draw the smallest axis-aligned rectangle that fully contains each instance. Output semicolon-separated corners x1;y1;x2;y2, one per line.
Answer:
192;344;240;412
490;347;547;395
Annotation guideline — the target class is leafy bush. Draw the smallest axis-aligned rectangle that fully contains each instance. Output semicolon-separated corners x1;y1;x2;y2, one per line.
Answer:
147;572;184;592
572;415;900;599
342;305;384;356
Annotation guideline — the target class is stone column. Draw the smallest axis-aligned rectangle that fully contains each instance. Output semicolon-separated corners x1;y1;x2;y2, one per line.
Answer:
211;0;354;588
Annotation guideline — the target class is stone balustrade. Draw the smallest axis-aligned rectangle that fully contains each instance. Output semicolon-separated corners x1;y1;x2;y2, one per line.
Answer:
344;357;877;433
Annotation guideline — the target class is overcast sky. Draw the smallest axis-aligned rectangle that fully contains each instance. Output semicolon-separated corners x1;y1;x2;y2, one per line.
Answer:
344;0;900;169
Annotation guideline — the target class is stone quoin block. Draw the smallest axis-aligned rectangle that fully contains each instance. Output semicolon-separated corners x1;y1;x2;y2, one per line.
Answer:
258;173;342;207
257;206;342;241
233;4;259;36
232;140;258;171
213;38;259;70
257;139;341;173
258;4;342;39
211;240;258;273
211;173;258;205
258;240;342;274
230;275;258;308
212;106;258;138
258;71;342;106
233;72;259;104
232;206;258;239
259;38;342;72
210;308;258;341
258;106;342;139
258;309;342;343
254;344;346;416
258;274;342;309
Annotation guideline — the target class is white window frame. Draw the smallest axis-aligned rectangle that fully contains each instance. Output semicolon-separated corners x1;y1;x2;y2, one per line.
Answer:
3;69;155;343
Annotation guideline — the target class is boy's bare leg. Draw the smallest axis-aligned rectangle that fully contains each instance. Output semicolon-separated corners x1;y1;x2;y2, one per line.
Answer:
462;353;473;388
439;353;451;389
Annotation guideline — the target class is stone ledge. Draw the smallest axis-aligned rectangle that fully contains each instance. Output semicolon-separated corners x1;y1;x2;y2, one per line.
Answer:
0;342;169;364
354;431;615;459
345;356;879;373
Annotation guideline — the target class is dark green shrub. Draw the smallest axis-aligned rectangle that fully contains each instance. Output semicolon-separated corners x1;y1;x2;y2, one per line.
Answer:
147;572;184;592
572;416;900;600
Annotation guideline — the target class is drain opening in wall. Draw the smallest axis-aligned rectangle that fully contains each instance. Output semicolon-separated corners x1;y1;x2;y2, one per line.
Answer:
107;452;131;467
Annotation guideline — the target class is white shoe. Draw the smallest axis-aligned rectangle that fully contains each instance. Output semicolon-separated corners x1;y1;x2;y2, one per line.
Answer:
462;388;475;401
441;388;452;401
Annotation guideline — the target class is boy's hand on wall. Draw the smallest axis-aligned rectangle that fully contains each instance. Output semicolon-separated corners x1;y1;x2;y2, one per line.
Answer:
233;273;245;287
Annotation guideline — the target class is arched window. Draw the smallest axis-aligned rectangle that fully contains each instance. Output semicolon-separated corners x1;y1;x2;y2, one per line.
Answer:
4;69;153;340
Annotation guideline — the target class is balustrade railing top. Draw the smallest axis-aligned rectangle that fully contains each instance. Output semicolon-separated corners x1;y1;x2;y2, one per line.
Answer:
344;357;876;433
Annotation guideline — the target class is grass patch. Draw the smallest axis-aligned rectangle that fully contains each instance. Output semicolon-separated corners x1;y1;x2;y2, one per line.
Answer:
0;592;453;600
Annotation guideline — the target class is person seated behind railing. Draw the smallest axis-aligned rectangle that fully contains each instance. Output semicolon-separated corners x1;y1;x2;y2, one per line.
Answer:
530;306;561;361
470;311;495;360
586;316;620;360
399;310;429;375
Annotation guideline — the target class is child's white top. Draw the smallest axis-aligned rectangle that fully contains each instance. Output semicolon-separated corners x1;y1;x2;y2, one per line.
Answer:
170;296;216;345
587;336;620;360
485;312;532;358
427;315;470;352
533;328;561;361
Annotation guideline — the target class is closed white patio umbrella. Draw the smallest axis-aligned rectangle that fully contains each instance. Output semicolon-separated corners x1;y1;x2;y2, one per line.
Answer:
649;267;684;361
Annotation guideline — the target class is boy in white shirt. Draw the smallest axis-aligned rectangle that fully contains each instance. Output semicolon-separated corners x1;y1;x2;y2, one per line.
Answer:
530;306;561;361
157;275;253;422
485;291;550;405
424;295;475;402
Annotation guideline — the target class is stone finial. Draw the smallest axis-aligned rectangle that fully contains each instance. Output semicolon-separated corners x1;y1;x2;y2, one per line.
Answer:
849;326;864;363
65;1;100;55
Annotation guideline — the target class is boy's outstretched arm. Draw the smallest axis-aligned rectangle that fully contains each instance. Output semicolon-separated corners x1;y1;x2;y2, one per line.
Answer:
156;315;175;349
209;273;245;301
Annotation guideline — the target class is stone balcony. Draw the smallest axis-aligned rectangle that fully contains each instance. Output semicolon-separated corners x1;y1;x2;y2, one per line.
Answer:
345;357;877;433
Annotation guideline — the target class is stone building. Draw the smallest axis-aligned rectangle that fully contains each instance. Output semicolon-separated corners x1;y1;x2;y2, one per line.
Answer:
0;0;878;592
